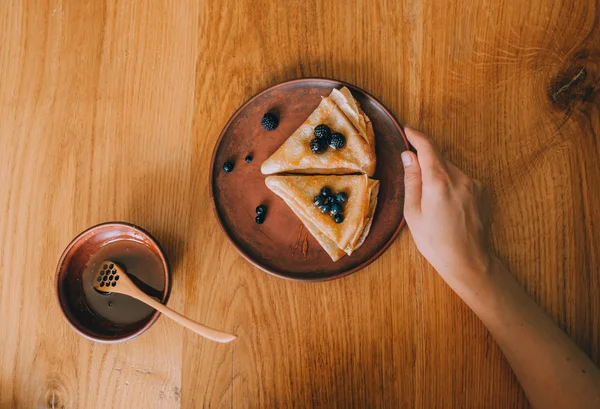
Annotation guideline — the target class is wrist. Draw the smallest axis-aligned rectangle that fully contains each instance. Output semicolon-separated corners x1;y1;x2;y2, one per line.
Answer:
440;252;501;306
450;255;511;315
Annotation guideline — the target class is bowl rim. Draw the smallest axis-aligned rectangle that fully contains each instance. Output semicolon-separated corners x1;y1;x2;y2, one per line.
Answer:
54;221;171;343
209;77;409;281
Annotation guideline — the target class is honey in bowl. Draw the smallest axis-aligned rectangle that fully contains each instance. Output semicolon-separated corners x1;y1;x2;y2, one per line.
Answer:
82;240;164;324
55;222;170;343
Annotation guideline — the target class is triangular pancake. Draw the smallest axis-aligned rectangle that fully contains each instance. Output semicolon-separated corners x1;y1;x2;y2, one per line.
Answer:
291;211;347;262
329;87;375;148
261;87;376;176
353;179;379;250
265;175;379;260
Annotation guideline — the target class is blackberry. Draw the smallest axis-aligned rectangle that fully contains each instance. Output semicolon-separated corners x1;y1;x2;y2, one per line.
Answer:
329;132;346;149
313;124;331;142
310;138;327;154
261;113;278;131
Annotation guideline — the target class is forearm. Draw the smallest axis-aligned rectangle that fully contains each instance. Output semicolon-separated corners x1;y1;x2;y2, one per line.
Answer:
451;257;600;409
400;127;600;408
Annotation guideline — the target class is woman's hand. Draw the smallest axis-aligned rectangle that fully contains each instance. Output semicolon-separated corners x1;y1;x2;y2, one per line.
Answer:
401;127;600;409
401;127;492;289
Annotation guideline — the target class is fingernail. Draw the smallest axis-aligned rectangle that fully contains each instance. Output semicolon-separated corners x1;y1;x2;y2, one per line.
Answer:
401;151;413;166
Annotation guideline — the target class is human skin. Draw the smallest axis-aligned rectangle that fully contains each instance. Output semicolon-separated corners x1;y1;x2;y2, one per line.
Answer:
401;126;600;409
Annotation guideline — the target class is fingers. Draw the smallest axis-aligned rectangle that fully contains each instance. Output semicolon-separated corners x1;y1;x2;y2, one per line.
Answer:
404;127;447;180
402;150;422;216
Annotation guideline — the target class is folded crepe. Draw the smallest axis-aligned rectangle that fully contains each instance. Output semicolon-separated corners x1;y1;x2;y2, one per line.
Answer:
266;175;379;261
261;87;376;176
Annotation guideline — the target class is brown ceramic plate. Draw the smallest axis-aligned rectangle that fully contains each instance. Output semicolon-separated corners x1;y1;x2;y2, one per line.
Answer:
210;78;408;281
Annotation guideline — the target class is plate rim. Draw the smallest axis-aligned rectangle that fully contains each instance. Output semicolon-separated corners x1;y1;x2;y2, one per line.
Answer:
209;77;409;282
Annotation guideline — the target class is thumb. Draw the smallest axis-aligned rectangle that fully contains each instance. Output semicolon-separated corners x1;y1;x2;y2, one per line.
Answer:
402;150;422;217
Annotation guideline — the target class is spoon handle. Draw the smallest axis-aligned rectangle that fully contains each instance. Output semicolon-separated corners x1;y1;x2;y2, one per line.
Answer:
130;290;236;343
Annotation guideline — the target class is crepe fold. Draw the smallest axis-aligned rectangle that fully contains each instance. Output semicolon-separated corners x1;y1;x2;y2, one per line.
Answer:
261;87;376;176
266;175;379;261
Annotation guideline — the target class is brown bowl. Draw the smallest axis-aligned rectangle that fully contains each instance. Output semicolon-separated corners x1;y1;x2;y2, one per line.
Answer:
210;78;408;281
55;222;171;343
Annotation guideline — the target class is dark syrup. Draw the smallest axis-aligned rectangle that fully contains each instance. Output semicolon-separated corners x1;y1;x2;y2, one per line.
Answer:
82;241;165;325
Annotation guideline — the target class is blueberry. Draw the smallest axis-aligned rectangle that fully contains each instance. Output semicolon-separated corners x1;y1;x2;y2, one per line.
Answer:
256;205;267;215
255;214;265;224
320;203;332;213
335;192;347;203
330;203;343;215
223;162;234;172
245;155;253;163
320;187;332;197
314;195;324;207
334;214;344;223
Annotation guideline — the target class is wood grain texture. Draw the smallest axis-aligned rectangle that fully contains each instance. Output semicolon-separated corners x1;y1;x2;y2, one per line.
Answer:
1;0;599;408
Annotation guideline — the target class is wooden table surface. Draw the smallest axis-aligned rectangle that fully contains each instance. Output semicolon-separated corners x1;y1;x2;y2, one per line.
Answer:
1;0;599;408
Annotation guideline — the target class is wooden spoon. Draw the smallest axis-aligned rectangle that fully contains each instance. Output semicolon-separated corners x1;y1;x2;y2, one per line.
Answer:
93;260;236;343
